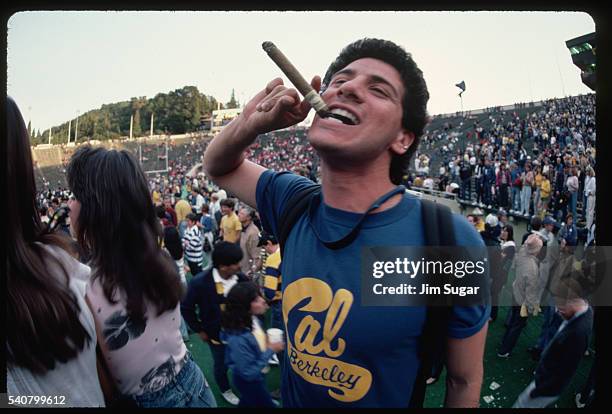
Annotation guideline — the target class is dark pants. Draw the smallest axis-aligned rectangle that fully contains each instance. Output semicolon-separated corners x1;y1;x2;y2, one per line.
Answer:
187;260;202;277
233;375;275;408
499;306;528;355
208;342;231;392
269;301;284;370
578;363;596;407
461;178;471;200
269;301;283;330
483;181;493;205
490;306;499;322
498;184;509;209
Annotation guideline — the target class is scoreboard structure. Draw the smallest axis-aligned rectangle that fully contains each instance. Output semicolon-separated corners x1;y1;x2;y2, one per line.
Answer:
566;32;596;91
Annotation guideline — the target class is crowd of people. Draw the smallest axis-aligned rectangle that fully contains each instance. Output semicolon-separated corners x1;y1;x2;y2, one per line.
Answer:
9;37;597;409
409;94;596;244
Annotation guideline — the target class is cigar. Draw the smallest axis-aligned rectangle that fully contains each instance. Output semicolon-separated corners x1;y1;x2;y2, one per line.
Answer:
262;42;355;125
262;41;329;118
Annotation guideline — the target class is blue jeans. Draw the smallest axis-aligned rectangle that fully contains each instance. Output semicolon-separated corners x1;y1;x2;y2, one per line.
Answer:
208;342;231;392
570;191;578;220
132;353;217;408
512;186;521;211
179;316;189;340
521;186;532;215
178;220;188;239
233;374;275;408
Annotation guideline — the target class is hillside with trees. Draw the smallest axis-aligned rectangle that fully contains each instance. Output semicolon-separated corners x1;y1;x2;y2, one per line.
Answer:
30;86;234;145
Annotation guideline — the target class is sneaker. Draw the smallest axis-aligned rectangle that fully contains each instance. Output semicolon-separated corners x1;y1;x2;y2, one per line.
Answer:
270;389;282;399
268;354;280;366
497;352;510;358
221;390;240;405
426;377;439;385
575;393;585;408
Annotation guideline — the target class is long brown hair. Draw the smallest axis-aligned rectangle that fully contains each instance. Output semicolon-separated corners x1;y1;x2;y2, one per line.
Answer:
7;96;91;374
66;145;182;321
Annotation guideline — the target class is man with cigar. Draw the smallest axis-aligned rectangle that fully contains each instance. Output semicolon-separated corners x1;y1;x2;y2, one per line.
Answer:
203;38;489;408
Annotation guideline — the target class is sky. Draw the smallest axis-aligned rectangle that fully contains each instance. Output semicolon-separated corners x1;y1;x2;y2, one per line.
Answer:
7;10;596;133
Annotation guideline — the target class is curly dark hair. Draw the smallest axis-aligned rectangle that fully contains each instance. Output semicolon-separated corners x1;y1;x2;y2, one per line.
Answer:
322;38;430;184
221;281;261;332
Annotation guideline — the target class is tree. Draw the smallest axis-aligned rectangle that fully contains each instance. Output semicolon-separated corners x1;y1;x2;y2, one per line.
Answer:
226;88;239;109
27;120;32;138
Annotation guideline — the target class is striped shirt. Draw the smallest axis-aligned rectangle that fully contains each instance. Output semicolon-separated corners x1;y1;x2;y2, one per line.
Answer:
183;225;203;263
262;249;282;303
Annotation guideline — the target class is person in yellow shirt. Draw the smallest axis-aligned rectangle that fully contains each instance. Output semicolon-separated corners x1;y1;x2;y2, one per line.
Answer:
533;166;543;216
220;198;242;243
539;174;552;215
152;186;162;206
471;207;485;232
175;193;193;238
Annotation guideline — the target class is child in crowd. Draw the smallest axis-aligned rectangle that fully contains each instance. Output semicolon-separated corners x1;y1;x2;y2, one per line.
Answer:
221;282;284;408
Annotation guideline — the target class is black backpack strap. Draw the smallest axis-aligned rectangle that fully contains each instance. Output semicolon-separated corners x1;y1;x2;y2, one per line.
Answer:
277;184;321;256
409;198;456;408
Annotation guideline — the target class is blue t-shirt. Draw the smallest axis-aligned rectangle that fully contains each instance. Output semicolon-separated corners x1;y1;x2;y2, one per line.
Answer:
256;170;490;408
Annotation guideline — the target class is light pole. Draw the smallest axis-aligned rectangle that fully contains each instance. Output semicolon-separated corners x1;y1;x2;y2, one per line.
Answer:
75;110;80;143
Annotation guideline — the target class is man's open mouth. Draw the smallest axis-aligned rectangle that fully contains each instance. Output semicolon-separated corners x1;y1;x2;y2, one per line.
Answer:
324;108;359;126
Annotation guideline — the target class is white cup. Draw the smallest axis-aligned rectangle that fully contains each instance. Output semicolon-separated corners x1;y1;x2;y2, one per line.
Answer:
266;328;284;344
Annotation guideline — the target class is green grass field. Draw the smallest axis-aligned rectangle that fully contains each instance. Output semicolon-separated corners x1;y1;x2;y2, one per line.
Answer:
185;271;593;408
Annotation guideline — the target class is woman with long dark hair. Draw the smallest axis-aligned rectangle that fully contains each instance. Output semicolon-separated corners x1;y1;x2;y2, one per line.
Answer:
221;282;284;407
6;97;105;407
66;145;215;407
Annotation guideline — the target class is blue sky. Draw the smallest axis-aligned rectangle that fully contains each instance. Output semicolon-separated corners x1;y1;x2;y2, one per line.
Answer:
7;11;595;133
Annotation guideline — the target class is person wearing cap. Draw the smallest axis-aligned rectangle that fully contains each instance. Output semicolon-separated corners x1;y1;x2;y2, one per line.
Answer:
498;233;543;357
471;207;484;232
559;213;578;248
497;209;508;230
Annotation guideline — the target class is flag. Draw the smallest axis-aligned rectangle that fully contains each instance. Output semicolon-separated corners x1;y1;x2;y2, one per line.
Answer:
456;81;466;97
